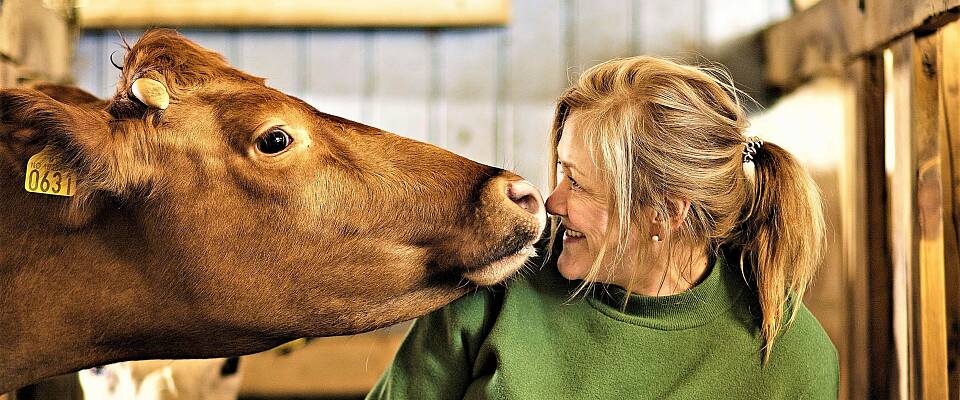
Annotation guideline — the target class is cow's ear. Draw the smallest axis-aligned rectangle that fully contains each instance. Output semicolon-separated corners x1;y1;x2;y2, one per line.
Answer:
1;88;145;226
1;88;105;166
31;83;110;107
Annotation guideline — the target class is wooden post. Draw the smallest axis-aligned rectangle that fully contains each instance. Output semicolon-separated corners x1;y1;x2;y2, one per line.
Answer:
886;28;955;399
911;27;951;400
842;53;892;399
936;19;960;399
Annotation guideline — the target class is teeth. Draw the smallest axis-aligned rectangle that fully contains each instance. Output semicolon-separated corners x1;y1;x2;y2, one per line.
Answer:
565;229;585;238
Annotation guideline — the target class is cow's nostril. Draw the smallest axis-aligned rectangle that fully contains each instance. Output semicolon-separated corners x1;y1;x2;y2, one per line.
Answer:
507;180;542;216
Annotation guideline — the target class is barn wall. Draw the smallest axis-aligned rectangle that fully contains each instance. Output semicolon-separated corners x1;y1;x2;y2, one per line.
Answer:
74;0;791;193
1;0;75;87
67;1;863;397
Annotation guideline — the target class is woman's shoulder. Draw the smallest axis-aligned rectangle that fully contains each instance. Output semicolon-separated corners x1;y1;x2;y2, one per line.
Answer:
777;303;838;360
766;302;839;389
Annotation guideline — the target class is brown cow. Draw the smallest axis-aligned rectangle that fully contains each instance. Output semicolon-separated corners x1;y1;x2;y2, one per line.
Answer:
0;29;546;391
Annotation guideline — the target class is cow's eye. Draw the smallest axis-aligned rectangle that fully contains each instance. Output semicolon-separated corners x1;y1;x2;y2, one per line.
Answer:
256;129;293;154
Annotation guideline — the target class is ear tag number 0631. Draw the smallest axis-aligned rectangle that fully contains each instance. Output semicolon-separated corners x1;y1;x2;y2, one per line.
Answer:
24;147;76;197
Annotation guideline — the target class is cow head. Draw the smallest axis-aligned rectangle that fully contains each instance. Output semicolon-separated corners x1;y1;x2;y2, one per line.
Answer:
0;29;545;371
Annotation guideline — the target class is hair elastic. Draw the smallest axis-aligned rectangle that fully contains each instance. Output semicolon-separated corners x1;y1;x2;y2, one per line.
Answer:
742;137;763;164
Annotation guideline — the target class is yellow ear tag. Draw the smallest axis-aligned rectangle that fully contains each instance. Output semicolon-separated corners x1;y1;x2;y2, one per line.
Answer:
24;147;76;197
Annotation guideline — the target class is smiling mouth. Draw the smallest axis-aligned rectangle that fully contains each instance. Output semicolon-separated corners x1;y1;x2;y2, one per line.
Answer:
462;244;537;286
564;228;585;238
562;225;587;242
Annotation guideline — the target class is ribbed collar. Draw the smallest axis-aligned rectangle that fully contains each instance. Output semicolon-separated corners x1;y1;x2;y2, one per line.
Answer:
586;254;746;330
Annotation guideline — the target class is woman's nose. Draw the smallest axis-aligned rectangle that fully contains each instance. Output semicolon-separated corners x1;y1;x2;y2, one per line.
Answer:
545;185;565;217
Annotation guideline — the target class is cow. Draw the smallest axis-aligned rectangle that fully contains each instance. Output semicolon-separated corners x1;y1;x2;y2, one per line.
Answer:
0;29;546;391
78;358;243;400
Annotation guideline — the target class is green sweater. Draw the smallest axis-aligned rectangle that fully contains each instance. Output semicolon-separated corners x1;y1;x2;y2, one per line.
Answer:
368;246;839;399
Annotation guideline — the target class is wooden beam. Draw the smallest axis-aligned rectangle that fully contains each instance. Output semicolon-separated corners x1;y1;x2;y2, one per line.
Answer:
239;328;406;396
886;34;917;399
937;19;960;398
77;0;511;28
764;0;862;90
911;28;950;400
842;53;893;399
764;0;960;90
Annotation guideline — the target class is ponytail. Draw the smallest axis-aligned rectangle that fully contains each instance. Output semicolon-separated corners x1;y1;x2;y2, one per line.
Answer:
730;140;825;361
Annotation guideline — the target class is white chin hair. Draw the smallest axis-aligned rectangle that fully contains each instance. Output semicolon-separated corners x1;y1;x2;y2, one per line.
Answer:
463;245;536;286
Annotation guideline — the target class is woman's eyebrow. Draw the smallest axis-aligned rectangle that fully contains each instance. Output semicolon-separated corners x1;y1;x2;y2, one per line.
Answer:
558;161;581;174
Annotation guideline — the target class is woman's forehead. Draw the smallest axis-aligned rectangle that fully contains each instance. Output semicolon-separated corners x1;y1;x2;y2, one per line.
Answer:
557;117;594;175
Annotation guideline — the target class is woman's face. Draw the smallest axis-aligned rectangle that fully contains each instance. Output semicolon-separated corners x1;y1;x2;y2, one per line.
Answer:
545;113;634;281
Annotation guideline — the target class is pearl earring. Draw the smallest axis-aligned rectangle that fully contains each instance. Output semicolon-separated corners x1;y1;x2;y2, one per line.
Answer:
651;235;661;242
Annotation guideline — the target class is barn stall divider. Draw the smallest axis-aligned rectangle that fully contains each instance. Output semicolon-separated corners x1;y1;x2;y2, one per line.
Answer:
765;1;960;398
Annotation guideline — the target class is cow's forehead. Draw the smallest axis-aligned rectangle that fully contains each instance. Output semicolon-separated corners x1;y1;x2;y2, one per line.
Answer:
201;88;305;126
118;29;264;98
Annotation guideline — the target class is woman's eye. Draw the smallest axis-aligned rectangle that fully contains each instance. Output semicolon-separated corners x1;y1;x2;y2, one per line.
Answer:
256;129;293;154
567;175;582;190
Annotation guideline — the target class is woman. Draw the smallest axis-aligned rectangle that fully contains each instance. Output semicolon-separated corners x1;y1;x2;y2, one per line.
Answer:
367;56;838;399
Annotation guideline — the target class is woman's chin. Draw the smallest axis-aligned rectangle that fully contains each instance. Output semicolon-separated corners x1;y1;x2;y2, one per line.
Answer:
556;252;590;281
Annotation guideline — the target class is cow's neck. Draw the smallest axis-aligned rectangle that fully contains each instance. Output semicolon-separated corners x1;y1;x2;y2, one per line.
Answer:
0;181;188;391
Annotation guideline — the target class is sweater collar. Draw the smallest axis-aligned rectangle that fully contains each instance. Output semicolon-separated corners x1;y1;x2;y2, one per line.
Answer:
585;254;746;330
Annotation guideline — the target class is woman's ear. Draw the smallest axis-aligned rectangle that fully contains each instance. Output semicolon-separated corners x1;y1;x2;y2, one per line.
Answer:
643;199;691;239
667;198;692;232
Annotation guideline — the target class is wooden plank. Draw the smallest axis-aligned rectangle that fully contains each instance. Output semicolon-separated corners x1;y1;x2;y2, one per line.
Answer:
236;31;299;95
886;30;955;399
79;0;510;28
502;0;564;192
856;53;897;399
764;0;960;90
438;29;499;166
368;31;432;142
886;35;917;400
239;330;405;396
763;0;864;89
910;30;950;400
841;56;888;400
939;19;960;398
300;31;366;122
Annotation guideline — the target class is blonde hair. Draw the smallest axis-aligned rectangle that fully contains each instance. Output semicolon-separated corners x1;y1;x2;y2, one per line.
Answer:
547;56;825;361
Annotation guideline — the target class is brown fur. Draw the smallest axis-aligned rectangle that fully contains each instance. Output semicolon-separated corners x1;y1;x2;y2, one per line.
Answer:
0;29;544;391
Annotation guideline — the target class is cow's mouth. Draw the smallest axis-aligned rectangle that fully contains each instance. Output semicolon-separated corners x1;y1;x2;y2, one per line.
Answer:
462;243;538;286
